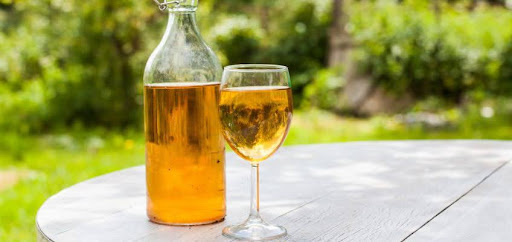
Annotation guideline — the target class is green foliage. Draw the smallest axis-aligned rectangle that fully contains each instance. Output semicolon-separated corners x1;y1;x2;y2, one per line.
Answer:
0;0;163;133
0;0;511;130
207;0;330;105
210;16;263;65
0;0;332;133
260;2;330;91
303;68;344;110
349;0;512;103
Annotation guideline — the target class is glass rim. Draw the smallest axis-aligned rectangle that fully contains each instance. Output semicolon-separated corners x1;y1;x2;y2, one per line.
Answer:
224;64;288;73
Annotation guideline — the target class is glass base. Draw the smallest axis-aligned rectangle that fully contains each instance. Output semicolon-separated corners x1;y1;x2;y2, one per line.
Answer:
222;216;287;241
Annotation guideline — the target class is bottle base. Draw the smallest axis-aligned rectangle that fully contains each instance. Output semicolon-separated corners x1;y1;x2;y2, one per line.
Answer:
149;217;225;226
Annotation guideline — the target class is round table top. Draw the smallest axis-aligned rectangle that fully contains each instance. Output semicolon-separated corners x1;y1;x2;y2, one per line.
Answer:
36;141;512;241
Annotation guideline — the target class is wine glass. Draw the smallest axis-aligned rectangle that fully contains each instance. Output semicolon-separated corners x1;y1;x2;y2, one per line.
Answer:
219;64;293;240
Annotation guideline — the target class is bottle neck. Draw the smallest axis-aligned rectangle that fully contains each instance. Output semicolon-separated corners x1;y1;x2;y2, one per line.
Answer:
163;10;200;40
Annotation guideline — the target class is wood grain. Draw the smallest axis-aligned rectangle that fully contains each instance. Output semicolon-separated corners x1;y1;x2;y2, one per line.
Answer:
406;161;512;242
36;141;512;241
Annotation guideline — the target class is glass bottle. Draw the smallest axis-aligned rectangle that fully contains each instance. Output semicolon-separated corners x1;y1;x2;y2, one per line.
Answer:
143;0;225;225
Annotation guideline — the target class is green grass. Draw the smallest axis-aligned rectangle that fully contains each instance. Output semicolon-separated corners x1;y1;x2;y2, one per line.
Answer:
0;131;144;241
1;109;511;241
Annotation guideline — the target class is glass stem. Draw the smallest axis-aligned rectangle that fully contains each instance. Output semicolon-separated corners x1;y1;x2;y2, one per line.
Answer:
249;163;261;221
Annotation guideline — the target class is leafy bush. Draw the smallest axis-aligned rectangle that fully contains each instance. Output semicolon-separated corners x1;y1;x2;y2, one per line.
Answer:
0;0;162;133
349;0;512;104
260;2;330;104
209;16;263;65
303;68;344;110
0;0;331;132
208;1;330;105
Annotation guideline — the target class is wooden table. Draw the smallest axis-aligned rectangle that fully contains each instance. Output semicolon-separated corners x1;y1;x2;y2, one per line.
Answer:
36;141;512;241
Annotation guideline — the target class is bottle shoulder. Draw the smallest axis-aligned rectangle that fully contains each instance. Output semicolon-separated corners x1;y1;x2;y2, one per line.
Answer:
144;42;222;84
144;14;222;84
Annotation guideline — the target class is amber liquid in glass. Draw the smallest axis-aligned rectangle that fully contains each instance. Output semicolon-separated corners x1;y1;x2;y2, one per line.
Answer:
219;86;293;162
144;82;225;225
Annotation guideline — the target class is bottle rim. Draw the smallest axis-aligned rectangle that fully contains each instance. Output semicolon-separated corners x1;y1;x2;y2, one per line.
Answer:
224;64;288;73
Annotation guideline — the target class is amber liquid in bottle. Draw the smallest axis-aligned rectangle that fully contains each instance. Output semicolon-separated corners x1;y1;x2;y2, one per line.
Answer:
219;86;293;162
144;82;225;225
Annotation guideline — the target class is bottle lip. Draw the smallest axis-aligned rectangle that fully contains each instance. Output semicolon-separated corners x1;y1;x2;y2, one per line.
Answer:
224;64;289;73
168;6;197;12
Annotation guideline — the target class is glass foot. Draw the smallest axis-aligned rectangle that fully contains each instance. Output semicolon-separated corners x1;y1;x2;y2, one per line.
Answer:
222;217;287;241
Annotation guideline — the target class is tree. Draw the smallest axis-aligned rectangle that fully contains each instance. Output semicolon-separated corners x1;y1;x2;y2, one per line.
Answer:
328;0;351;67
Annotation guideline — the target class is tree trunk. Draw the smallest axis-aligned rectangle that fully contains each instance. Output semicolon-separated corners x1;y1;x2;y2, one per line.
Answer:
330;0;356;112
259;5;270;33
328;0;350;67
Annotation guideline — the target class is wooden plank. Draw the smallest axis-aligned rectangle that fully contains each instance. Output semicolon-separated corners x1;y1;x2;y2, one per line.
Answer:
36;141;512;241
406;161;512;242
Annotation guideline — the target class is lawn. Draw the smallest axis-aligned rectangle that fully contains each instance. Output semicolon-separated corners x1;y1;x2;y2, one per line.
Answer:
1;109;511;241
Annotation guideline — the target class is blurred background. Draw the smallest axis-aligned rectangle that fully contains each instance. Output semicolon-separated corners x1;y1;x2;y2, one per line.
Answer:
1;0;512;240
